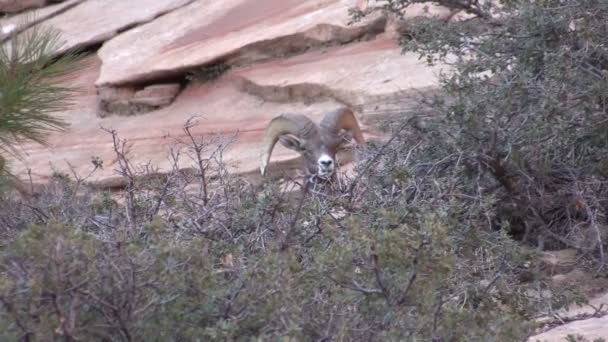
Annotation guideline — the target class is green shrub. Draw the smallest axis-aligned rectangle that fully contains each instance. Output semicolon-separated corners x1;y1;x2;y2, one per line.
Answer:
357;0;608;267
0;118;578;340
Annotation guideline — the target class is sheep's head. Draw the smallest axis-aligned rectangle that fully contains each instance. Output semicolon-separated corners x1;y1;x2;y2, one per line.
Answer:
259;107;365;179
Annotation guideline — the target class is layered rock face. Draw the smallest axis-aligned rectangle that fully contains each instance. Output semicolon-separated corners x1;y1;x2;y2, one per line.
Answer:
1;0;457;186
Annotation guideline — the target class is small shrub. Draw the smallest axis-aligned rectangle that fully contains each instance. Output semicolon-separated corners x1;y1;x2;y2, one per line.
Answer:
360;0;608;268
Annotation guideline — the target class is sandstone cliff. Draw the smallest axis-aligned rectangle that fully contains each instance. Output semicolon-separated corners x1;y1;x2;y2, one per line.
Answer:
1;0;458;187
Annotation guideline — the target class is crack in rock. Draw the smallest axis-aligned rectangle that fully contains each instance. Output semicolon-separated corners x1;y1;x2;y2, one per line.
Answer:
222;17;387;67
240;78;356;108
97;83;183;118
238;76;439;126
97;12;388;117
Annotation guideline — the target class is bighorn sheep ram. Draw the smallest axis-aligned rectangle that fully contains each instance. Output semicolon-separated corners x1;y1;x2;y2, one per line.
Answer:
259;107;365;179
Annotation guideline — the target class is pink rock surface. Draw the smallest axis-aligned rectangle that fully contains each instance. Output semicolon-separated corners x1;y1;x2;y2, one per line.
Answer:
6;0;451;188
0;0;47;14
0;0;82;40
96;0;386;87
8;55;357;186
13;0;193;54
236;37;448;114
9;35;444;187
531;315;608;342
530;277;608;341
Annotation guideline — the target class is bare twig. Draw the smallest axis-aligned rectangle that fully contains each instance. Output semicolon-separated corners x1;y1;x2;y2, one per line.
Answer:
347;116;419;200
371;246;392;306
280;179;311;251
101;126;137;232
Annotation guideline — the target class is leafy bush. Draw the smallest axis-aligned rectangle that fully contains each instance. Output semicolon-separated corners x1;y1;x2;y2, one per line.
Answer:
356;0;608;268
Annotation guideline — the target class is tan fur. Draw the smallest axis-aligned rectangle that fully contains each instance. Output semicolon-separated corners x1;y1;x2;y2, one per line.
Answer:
260;107;365;177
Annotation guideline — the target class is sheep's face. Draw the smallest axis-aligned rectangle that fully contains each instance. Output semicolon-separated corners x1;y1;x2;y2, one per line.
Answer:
279;135;338;178
260;109;365;179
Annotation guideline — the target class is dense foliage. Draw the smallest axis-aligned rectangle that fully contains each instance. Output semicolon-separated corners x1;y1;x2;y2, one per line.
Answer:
0;123;566;341
360;0;608;266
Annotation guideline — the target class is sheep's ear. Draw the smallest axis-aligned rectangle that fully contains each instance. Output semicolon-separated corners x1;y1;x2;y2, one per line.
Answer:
279;135;305;152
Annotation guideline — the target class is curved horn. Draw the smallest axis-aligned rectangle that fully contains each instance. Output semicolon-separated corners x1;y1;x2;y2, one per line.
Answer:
259;113;319;176
320;107;365;144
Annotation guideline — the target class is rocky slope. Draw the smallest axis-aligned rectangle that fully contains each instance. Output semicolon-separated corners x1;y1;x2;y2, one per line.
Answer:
1;0;455;186
530;250;608;341
1;1;607;339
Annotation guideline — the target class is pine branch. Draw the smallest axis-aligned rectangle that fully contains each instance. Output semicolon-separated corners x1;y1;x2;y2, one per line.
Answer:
0;19;87;158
